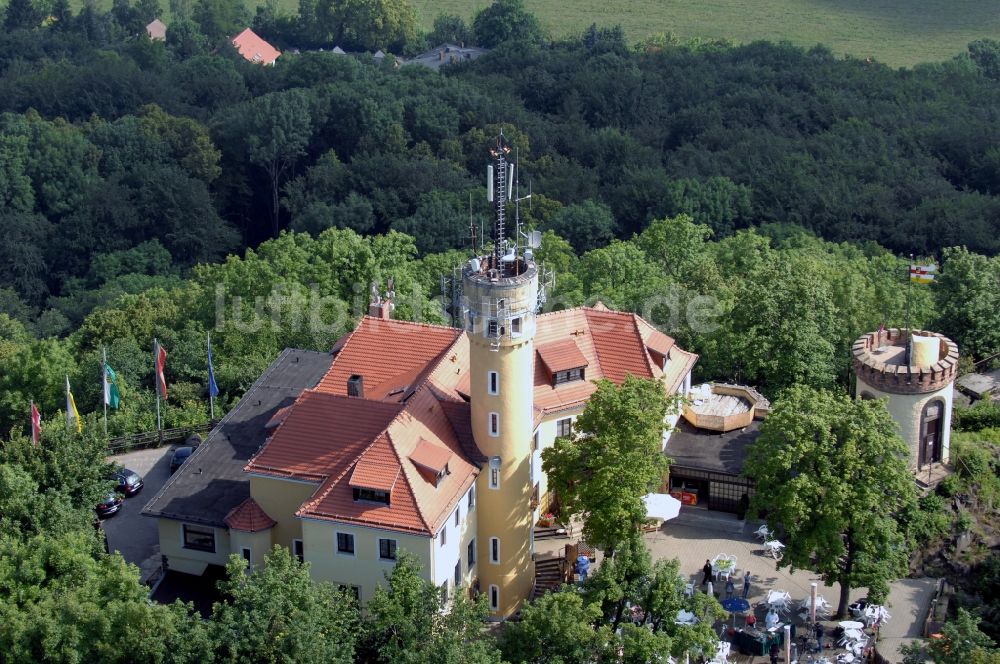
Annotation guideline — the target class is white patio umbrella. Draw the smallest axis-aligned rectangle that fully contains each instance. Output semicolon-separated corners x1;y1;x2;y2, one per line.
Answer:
643;493;682;521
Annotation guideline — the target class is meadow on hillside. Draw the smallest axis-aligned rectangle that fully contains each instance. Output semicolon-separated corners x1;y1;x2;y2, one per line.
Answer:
405;0;999;66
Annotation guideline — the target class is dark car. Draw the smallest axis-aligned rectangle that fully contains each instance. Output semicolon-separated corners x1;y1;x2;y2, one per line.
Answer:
170;446;193;474
110;468;144;496
96;492;123;518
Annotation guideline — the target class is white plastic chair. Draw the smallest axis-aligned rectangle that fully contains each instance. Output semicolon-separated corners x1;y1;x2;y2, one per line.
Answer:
684;582;694;598
675;609;698;625
767;589;792;616
754;524;773;542
763;540;785;560
709;640;730;663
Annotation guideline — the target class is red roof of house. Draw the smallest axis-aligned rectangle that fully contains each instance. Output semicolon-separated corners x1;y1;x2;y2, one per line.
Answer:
410;438;453;474
224;497;277;532
231;28;281;65
244;307;694;536
536;338;589;374
349;455;400;492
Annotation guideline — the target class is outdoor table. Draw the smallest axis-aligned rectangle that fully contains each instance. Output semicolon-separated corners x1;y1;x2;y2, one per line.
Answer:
733;624;795;656
711;554;737;580
839;621;864;630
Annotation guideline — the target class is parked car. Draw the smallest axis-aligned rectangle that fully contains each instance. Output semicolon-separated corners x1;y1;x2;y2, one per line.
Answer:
110;468;144;496
170;446;193;474
96;492;123;518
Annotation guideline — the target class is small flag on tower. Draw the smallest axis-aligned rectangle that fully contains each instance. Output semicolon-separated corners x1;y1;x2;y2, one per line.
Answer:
30;402;41;445
155;341;168;400
909;263;937;284
66;375;82;433
104;363;121;409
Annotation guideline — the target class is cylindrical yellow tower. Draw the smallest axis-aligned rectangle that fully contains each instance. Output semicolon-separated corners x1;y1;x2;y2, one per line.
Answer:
461;134;539;617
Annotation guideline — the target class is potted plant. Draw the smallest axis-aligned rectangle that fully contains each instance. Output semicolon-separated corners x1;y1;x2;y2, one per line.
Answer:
538;512;555;527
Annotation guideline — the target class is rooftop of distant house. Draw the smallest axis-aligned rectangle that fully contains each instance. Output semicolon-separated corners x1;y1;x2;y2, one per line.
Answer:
404;43;489;71
232;28;281;65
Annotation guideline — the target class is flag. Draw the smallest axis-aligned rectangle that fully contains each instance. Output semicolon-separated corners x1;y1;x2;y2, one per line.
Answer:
877;322;886;336
207;335;219;399
155;341;168;400
909;263;937;284
30;402;41;445
104;363;121;409
65;375;82;433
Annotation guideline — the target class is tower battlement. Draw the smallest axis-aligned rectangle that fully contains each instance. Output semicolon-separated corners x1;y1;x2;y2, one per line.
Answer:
853;328;959;395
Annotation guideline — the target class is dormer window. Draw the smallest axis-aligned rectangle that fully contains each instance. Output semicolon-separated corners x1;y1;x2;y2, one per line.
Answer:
410;438;454;487
554;367;585;385
352;488;390;505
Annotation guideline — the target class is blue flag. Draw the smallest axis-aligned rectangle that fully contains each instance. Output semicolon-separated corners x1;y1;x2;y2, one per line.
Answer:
207;335;219;398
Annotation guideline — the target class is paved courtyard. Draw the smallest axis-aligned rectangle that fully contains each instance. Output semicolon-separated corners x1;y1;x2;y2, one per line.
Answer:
539;507;935;663
103;445;177;583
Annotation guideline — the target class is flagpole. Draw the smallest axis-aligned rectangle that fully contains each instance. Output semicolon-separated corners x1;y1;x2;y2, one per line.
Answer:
208;332;215;421
154;338;162;433
905;253;913;365
102;347;108;437
65;375;70;431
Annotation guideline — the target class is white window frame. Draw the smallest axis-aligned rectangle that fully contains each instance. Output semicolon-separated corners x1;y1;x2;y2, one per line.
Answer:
292;538;304;563
335;531;356;557
487;371;499;395
489;584;500;611
488;411;500;437
488;456;501;490
490;536;500;564
378;537;398;561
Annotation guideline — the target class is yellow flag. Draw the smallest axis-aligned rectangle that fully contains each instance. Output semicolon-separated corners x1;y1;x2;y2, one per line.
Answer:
65;375;82;433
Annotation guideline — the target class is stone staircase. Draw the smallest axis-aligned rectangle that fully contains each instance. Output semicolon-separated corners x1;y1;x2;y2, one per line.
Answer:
532;556;564;599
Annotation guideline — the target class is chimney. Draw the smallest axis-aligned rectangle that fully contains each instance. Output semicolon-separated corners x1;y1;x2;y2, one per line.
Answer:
347;375;364;398
368;279;395;319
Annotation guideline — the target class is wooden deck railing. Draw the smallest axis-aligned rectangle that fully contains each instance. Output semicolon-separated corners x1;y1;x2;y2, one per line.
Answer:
106;421;217;455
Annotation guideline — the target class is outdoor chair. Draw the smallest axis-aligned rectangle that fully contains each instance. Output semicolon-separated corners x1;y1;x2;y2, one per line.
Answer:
763;540;785;560
754;524;773;542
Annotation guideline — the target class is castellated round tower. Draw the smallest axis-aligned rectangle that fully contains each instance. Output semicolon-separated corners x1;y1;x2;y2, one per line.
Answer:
853;328;959;471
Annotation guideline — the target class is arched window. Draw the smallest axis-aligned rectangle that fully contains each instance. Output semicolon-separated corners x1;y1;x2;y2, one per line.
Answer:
920;399;945;467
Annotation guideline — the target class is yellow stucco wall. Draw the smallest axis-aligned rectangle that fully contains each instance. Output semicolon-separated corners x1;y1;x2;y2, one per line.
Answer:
301;518;433;603
158;519;231;575
856;379;953;469
249;475;320;548
229;528;273;570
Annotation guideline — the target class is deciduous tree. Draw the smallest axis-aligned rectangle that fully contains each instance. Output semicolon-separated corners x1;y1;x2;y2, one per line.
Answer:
744;386;917;617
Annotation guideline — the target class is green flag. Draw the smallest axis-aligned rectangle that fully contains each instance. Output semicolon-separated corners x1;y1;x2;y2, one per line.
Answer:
104;364;121;409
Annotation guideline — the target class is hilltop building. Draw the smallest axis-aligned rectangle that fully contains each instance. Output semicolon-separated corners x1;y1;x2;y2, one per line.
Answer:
853;327;959;479
143;135;696;617
146;18;166;41
232;28;281;66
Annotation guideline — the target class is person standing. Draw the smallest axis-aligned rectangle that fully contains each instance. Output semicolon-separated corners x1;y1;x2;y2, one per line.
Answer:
742;570;752;599
702;559;713;585
725;577;735;599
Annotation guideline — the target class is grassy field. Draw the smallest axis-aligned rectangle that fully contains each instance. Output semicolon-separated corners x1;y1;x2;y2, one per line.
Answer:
405;0;1000;67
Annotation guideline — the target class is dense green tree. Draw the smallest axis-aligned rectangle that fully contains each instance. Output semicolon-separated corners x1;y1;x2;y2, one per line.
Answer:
472;0;543;48
428;14;472;46
499;591;614;664
313;0;417;51
969;39;1000;81
928;609;1000;664
192;0;248;38
544;199;616;253
542;376;671;553
744;386;918;616
211;545;358;663
934;247;1000;361
361;551;501;664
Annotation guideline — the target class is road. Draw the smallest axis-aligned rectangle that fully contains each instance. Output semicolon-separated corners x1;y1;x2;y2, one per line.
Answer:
103;445;176;583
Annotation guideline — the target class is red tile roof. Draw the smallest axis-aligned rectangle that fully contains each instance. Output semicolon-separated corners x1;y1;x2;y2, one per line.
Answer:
349;455;400;492
536;338;589;374
245;391;403;482
315;316;461;401
231;28;281;65
224;497;277;532
409;438;453;474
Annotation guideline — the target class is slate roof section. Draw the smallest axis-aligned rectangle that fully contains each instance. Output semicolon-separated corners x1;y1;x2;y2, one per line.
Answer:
142;349;331;527
664;419;760;475
224;497;277;532
536;338;589;374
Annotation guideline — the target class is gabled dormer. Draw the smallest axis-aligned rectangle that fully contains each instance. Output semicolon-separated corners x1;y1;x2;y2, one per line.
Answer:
348;455;398;505
536;339;588;387
409;438;453;487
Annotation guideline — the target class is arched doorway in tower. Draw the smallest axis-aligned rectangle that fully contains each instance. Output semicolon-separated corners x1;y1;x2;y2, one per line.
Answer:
919;399;944;467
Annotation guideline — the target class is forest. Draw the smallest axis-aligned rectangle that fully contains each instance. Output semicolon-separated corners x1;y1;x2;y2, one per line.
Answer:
2;0;1000;660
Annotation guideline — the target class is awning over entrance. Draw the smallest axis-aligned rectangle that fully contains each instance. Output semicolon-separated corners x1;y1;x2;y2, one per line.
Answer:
643;493;682;521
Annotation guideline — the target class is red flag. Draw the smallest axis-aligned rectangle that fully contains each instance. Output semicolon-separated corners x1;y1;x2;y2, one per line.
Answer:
156;342;168;400
877;322;886;336
30;402;41;445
